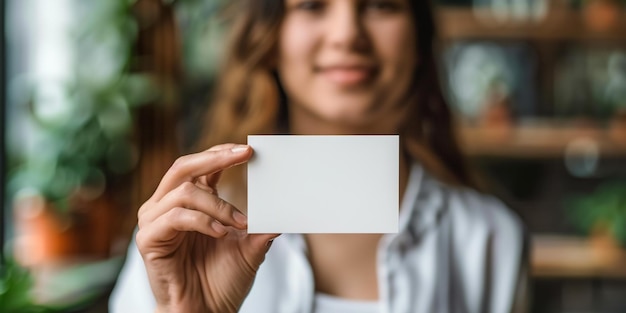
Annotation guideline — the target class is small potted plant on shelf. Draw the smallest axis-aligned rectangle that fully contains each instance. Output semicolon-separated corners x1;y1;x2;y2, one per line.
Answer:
7;0;157;266
567;181;626;248
576;0;626;32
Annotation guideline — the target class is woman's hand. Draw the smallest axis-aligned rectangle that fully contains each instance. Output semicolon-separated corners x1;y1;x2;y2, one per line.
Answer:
135;144;279;313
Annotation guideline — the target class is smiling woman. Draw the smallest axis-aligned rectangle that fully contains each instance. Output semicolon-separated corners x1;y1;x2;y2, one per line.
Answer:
202;0;472;189
110;1;528;312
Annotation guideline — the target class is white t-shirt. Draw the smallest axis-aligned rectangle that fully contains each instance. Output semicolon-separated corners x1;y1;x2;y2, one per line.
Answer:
111;163;528;313
314;293;379;313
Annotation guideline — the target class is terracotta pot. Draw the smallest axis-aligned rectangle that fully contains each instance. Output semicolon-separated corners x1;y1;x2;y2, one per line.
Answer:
589;223;623;266
478;94;514;141
584;0;621;32
13;192;118;267
609;109;626;143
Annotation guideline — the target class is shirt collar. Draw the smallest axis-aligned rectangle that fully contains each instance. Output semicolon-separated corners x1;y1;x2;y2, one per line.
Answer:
393;162;447;243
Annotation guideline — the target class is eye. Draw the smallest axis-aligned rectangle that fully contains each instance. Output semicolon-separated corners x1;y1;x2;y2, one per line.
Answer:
364;0;402;12
295;0;326;12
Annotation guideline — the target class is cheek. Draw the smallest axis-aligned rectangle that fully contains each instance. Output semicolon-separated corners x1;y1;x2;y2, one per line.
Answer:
277;18;324;111
278;19;317;77
372;19;416;76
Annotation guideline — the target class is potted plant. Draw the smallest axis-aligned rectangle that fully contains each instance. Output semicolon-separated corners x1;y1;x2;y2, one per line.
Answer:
577;0;626;31
7;0;157;265
567;181;626;247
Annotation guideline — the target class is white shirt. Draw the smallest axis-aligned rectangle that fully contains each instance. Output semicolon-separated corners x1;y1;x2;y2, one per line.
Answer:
110;163;528;313
314;293;379;313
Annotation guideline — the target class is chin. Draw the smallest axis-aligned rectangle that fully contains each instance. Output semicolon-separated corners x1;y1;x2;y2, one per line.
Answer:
326;111;386;132
322;100;403;133
318;104;374;126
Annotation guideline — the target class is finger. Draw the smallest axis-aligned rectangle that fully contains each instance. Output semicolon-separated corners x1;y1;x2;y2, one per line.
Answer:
204;144;247;188
207;143;240;152
153;144;252;201
136;207;228;255
203;170;223;191
140;182;248;230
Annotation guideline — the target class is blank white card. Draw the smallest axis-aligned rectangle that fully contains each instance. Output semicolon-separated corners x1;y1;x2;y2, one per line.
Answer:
247;135;398;234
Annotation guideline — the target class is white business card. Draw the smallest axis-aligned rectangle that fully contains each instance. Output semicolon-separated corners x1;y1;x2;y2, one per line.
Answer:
247;135;399;234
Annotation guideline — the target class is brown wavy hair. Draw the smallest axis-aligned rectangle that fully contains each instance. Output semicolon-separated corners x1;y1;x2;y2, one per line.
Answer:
200;0;475;197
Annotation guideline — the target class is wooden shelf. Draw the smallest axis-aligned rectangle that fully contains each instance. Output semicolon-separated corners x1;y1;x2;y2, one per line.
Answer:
532;235;626;279
458;123;626;158
436;7;626;42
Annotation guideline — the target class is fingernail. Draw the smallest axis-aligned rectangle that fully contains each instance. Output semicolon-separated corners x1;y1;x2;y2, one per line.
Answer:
212;220;227;233
266;239;274;247
233;211;247;225
231;145;249;153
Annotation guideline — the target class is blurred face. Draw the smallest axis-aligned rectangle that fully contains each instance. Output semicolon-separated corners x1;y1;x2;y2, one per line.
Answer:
277;0;417;131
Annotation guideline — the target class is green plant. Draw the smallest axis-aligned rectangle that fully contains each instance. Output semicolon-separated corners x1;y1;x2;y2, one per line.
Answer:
8;0;157;212
567;181;626;245
0;257;105;313
0;259;58;313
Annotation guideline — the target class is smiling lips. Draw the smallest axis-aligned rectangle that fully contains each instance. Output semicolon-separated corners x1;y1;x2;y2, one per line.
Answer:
317;65;377;87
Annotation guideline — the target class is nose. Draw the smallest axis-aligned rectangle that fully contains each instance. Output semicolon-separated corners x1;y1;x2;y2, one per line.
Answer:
325;3;368;51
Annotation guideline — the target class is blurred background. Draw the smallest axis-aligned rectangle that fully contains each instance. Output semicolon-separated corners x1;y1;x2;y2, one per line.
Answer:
1;0;625;312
